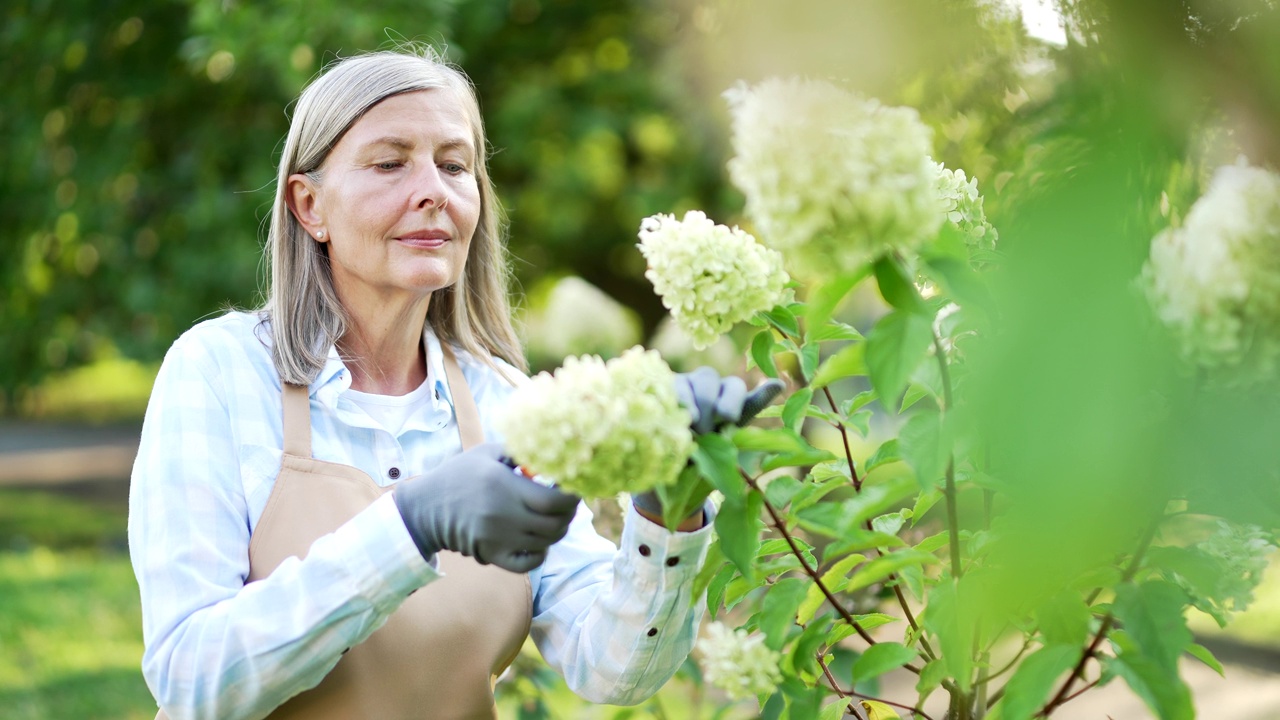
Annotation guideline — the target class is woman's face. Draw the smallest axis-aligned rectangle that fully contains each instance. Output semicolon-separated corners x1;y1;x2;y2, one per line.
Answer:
291;89;482;310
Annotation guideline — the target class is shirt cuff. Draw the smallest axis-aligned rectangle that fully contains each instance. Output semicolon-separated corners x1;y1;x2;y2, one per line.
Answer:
332;493;442;613
616;502;714;589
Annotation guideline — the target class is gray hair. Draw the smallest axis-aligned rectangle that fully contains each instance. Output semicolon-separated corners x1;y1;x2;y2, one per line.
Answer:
260;48;526;385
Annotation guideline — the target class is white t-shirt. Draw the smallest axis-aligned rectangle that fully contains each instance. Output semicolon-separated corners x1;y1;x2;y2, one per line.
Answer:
345;377;435;438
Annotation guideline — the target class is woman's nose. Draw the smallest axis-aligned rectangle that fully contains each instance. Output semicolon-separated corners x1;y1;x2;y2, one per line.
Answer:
413;165;447;211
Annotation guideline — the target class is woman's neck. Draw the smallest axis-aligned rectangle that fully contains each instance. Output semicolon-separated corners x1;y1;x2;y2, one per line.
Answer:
337;292;432;396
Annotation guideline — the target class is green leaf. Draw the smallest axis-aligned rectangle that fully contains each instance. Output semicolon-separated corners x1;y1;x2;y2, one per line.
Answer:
782;388;814;432
715;490;763;582
851;642;918;682
841;389;879;415
1105;648;1194;720
915;659;947;705
873;255;929;316
822;529;908;558
1036;592;1091;648
806;320;863;343
1186;643;1225;677
898;383;931;412
691;542;725;610
786;616;831;677
799;342;821;383
796;553;867;625
810;341;866;390
764;475;804;509
751;329;780;379
818;700;848;720
804;268;870;330
846;550;939;592
919;253;992;312
790;476;848;513
762;306;800;338
826;614;899;646
656;464;713;530
760;577;807;649
865;310;934;404
732;426;809;453
762;446;838;472
693;433;743;506
898;410;948;490
1112;580;1194;673
865;439;902;471
871;510;909;536
923;580;973;692
998;645;1082;720
706;562;736;618
910;489;942;525
847;410;872;437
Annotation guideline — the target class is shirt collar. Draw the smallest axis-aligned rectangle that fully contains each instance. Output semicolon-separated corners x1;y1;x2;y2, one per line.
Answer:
308;325;455;413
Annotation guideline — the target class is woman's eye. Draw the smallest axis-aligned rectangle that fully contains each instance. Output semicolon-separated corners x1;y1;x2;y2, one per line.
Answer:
442;162;467;175
376;161;403;171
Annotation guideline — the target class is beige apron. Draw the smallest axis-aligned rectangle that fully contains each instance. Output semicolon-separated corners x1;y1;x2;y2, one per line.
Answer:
156;342;532;720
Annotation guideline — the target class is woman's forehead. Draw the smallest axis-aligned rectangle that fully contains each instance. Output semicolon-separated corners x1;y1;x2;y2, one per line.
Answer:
340;89;476;152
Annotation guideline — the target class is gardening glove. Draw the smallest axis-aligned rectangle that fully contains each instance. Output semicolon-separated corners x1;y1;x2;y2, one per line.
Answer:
393;442;580;574
673;367;785;435
633;369;785;522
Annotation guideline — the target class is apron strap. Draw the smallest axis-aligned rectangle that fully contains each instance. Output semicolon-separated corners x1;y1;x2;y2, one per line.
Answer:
438;340;485;451
282;382;312;457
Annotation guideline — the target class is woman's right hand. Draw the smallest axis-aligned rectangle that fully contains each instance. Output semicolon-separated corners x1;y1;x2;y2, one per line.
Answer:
393;443;580;573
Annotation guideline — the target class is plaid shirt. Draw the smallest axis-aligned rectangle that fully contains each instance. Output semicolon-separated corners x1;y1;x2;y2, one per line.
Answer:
129;311;711;720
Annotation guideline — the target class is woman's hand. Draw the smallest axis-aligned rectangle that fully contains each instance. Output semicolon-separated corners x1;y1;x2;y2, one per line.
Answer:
393;443;580;573
673;367;784;434
633;368;784;528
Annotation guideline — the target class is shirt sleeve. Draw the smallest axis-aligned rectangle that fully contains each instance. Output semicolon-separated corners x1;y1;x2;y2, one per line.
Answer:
528;500;713;705
128;336;439;720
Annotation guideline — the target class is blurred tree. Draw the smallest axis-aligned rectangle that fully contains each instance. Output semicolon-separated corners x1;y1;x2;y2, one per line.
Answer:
0;0;733;412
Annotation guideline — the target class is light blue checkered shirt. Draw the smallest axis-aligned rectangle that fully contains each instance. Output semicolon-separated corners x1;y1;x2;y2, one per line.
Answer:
128;311;712;720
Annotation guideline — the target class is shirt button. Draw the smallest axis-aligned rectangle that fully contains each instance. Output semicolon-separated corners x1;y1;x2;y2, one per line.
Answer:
666;556;680;567
638;544;651;557
388;467;401;480
646;628;658;637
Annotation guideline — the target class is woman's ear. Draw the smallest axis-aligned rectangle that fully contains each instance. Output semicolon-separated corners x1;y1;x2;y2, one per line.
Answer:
286;173;327;242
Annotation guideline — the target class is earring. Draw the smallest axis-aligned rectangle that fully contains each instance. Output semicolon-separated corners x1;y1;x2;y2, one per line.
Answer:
316;230;325;239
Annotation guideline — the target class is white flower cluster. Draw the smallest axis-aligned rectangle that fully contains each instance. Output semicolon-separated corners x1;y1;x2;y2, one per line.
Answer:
696;622;783;701
1193;520;1275;620
522;276;641;363
638;210;790;349
725;77;942;277
934;161;997;252
1142;161;1280;383
496;347;694;499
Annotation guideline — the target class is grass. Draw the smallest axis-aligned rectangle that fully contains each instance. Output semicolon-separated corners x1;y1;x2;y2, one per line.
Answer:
0;490;153;720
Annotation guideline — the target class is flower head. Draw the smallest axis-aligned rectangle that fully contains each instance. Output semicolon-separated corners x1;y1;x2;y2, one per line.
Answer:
696;622;783;701
725;77;941;277
1142;160;1280;384
497;347;694;498
522;276;641;363
638;210;790;349
934;161;997;252
1175;520;1276;624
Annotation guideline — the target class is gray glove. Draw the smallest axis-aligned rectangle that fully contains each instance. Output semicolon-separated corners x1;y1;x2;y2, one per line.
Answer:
634;369;785;521
393;443;580;573
673;367;785;435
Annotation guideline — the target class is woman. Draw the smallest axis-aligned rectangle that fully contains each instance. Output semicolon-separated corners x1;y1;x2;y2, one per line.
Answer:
129;48;760;720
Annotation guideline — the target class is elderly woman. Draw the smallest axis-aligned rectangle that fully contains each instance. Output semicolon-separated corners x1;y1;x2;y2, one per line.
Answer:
129;49;773;720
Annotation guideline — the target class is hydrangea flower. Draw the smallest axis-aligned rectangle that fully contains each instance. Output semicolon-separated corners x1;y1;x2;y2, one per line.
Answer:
724;77;942;277
934;160;997;252
1142;160;1280;384
522;276;641;362
638;210;790;349
696;622;783;701
497;347;694;499
1179;520;1276;623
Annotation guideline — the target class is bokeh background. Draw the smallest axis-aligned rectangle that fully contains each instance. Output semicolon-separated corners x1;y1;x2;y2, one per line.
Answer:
3;0;1280;717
